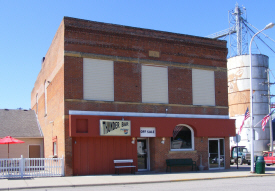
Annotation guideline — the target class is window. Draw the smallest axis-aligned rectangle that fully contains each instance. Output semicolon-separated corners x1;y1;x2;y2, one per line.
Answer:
142;65;168;103
52;136;57;157
53;142;57;156
83;58;114;101
171;125;194;151
192;69;215;106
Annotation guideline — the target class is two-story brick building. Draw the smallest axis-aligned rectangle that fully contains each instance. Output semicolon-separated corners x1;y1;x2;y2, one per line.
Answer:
31;17;235;176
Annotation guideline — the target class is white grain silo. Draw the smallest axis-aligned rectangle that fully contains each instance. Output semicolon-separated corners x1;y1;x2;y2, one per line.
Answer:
228;54;269;155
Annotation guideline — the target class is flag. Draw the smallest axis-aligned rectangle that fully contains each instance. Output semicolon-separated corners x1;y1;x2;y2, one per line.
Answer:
173;126;183;139
238;108;250;134
261;110;275;131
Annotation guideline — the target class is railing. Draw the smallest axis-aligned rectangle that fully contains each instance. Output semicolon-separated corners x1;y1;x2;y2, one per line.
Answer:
0;156;64;178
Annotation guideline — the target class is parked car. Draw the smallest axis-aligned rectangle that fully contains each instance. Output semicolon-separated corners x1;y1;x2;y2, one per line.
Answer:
230;146;251;165
263;151;275;166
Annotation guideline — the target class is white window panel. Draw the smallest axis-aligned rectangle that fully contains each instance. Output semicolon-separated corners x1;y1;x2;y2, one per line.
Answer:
142;65;168;104
192;69;215;106
83;58;114;101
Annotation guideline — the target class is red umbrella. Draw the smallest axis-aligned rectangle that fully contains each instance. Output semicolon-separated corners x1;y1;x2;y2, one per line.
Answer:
0;136;25;158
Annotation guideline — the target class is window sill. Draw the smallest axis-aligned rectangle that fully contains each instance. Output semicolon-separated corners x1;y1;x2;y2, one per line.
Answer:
169;150;197;154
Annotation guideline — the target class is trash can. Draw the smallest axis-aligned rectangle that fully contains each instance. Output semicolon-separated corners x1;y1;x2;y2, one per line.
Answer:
255;156;265;174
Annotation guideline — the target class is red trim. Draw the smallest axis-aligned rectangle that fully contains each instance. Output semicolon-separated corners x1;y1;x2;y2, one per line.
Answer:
70;115;235;137
52;136;57;142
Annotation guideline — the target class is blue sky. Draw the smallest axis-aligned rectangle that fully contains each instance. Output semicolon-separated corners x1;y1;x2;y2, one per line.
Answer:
0;0;275;110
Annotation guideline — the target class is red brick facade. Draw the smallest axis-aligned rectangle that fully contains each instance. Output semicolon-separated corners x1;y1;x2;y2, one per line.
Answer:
31;17;234;176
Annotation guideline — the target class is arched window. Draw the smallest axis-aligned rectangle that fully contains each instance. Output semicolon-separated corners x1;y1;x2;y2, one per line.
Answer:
171;125;194;151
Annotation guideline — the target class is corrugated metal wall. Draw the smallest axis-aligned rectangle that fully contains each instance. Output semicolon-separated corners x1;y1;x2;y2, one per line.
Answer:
73;137;137;175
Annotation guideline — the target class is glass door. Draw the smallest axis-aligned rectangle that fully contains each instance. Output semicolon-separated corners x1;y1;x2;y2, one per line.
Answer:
219;139;225;168
137;138;149;171
209;139;224;169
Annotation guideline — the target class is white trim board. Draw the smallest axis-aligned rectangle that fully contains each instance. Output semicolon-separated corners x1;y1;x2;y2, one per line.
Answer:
69;110;229;119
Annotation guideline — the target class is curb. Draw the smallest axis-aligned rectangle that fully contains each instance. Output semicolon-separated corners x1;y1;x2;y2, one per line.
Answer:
172;173;275;182
1;173;275;190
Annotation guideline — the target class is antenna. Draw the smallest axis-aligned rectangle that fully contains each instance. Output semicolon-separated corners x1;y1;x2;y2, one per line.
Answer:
228;3;248;57
206;3;248;57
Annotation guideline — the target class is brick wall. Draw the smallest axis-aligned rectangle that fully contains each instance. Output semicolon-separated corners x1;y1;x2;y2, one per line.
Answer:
63;17;229;112
150;137;230;172
64;57;83;100
63;17;227;69
31;20;65;166
114;62;141;103
168;67;192;105
215;70;229;107
150;137;209;172
63;59;228;115
225;137;231;169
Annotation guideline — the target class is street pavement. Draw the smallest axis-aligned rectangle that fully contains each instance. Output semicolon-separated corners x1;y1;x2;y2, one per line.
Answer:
0;165;275;190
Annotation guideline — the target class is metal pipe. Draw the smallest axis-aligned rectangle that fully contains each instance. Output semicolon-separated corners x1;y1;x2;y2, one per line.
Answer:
235;5;242;55
249;22;274;173
267;69;274;152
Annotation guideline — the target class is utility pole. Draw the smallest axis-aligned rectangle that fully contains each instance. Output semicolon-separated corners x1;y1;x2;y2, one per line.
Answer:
267;69;274;153
261;68;275;152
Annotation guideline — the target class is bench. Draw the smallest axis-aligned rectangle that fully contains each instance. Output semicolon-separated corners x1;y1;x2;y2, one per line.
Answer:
166;158;197;172
114;159;136;175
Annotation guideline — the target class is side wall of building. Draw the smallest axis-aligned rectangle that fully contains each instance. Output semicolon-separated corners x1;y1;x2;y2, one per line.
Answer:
31;20;65;162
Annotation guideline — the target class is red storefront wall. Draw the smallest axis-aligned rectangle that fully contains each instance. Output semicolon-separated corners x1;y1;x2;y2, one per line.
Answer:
70;115;235;175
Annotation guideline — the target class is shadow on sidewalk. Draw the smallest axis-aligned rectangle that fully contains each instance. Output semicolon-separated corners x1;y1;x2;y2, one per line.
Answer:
229;164;275;171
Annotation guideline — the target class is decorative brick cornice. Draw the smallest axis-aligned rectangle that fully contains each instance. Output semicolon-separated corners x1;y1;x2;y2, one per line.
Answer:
65;98;228;109
64;50;227;72
64;17;227;49
64;37;227;62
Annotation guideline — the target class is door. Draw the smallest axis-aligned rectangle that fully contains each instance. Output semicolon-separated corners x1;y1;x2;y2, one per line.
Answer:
137;138;149;171
29;145;41;168
209;139;224;169
29;145;41;158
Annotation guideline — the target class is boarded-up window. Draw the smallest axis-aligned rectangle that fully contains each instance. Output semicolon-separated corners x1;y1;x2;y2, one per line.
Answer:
83;58;114;101
142;65;168;103
76;119;88;133
192;69;215;106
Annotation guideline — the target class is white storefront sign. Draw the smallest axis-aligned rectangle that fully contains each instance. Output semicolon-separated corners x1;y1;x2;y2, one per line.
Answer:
100;120;131;136
140;127;156;137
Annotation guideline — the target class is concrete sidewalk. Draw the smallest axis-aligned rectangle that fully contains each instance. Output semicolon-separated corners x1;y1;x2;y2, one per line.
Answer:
1;165;275;190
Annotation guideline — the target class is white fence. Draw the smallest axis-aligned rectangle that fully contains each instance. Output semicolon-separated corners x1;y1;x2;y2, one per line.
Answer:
0;156;64;178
